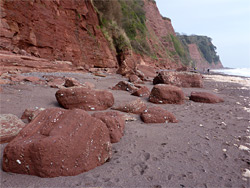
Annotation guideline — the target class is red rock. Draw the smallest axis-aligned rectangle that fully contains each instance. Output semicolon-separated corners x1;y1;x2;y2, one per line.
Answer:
47;78;65;89
21;107;45;123
153;71;203;88
0;114;26;143
1;0;117;68
149;84;185;104
10;74;26;82
112;99;147;114
55;87;114;111
64;77;82;88
112;81;138;93
2;108;112;177
92;111;125;143
190;92;224;103
23;76;40;83
132;86;150;97
128;74;144;84
176;66;188;72
141;106;178;123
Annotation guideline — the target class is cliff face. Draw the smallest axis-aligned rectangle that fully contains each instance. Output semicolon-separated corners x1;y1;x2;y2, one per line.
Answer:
178;35;223;69
0;0;117;68
0;0;223;72
188;44;223;69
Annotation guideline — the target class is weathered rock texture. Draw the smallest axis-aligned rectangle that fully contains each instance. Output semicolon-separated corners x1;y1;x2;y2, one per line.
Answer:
56;87;114;111
190;92;224;103
141;106;178;123
21;107;45;123
112;99;147;114
92;111;125;143
0;114;26;143
132;86;150;98
149;84;185;104
0;0;117;68
112;81;138;93
153;71;203;88
188;44;223;70
3;108;112;177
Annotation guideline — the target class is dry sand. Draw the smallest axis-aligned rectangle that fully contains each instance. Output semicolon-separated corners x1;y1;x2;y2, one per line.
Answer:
0;72;250;188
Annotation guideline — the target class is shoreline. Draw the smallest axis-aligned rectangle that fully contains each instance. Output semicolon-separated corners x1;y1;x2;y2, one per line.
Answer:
1;71;250;187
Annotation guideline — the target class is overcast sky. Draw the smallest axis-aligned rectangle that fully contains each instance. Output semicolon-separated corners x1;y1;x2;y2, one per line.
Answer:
155;0;250;68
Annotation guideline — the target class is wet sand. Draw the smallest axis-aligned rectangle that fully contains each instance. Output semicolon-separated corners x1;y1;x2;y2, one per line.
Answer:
1;72;250;188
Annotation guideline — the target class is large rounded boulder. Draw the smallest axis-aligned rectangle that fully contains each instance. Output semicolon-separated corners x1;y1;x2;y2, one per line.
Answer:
2;108;112;177
190;92;224;103
153;71;203;88
55;87;114;111
149;84;185;104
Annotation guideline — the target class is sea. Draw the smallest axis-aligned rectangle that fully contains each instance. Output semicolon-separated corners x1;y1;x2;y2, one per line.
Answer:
211;68;250;78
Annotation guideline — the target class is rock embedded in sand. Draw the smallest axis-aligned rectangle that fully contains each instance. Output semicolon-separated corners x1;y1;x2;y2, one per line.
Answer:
149;84;185;104
64;77;82;87
141;106;178;123
153;71;203;88
132;86;150;98
2;108;112;178
21;107;45;122
128;74;144;84
189;92;224;103
112;99;147;114
92;111;125;143
0;114;26;143
55;87;114;111
112;81;138;93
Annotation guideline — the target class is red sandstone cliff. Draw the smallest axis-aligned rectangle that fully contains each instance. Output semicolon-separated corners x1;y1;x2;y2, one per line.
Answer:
188;44;223;70
0;0;117;68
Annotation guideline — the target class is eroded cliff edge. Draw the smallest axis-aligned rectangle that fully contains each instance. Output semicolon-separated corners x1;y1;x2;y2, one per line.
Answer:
0;0;223;73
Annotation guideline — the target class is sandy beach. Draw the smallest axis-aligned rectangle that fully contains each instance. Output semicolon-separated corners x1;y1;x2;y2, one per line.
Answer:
1;72;250;188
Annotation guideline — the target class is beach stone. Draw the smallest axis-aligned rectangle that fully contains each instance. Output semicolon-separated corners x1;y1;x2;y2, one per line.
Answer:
64;77;82;88
132;86;150;97
0;114;26;143
141;106;178;123
2;108;112;178
92;111;125;143
149;84;185;104
23;76;40;83
153;71;203;88
112;99;147;114
129;74;144;84
47;78;65;89
112;81;138;93
190;92;224;103
55;87;114;111
21;107;45;122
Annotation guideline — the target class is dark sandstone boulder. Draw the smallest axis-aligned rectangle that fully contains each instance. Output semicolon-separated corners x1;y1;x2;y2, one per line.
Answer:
112;81;138;93
112;99;147;114
141;106;178;123
153;71;203;88
2;108;112;177
0;114;26;143
190;92;224;103
92;111;125;143
132;86;150;98
149;84;185;104
55;87;114;111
